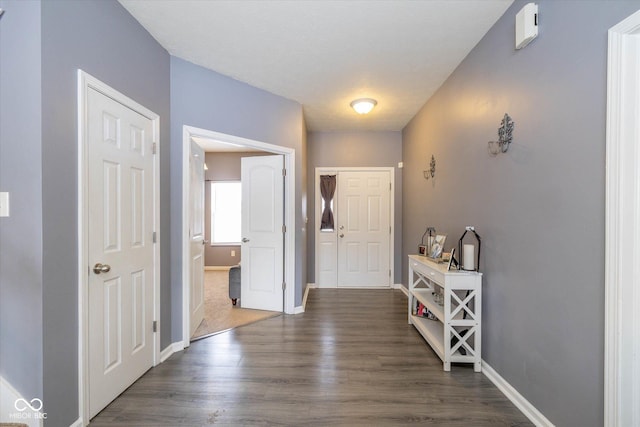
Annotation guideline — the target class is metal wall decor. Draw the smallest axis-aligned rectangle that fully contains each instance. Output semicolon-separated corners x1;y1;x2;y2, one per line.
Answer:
488;113;515;155
423;155;436;180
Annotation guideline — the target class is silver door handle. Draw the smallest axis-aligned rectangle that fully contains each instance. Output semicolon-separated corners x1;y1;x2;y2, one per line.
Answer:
93;263;111;274
202;240;209;245
339;225;344;230
339;234;344;238
242;238;250;243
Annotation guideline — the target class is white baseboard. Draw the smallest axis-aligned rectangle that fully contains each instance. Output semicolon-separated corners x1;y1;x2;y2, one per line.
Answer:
205;266;233;271
296;283;316;314
481;360;555;427
0;375;44;427
160;341;185;363
69;418;84;427
394;283;409;296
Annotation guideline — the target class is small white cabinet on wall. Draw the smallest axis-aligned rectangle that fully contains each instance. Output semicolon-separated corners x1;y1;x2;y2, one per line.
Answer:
408;255;482;372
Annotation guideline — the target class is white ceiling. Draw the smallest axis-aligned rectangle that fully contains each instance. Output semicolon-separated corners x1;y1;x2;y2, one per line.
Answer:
119;0;513;132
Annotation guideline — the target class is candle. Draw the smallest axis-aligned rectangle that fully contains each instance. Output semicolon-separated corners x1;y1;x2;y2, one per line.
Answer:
463;244;475;270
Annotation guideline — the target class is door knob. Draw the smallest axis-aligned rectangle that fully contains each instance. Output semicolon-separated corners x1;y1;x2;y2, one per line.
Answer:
242;238;250;243
339;225;344;230
339;234;344;238
202;240;209;245
93;263;111;274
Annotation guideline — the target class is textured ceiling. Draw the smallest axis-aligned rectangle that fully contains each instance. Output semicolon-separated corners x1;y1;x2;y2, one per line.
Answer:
119;0;513;131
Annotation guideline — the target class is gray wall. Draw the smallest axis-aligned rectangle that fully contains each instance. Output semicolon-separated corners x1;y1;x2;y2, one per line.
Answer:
307;131;403;283
401;1;640;425
40;1;170;425
204;151;269;267
170;57;306;343
0;0;43;404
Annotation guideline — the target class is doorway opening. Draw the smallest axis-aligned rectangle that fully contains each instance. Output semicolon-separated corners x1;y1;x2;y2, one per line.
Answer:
604;9;640;426
191;146;280;340
182;126;295;348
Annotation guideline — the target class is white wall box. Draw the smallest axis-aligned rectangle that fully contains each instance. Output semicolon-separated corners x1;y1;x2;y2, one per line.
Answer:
515;2;538;50
408;255;482;371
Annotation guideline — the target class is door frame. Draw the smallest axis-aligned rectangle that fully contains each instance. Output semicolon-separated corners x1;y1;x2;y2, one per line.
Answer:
314;167;395;289
182;125;295;348
605;10;640;427
77;70;161;425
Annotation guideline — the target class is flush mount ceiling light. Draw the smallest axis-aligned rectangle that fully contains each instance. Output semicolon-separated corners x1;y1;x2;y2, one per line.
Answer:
350;98;377;115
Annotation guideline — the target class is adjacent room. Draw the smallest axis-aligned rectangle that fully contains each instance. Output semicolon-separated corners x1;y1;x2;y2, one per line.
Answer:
190;141;280;340
1;1;639;426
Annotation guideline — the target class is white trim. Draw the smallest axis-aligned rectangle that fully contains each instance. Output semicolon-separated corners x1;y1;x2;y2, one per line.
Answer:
0;376;43;427
182;126;296;348
69;418;83;427
481;361;554;427
300;283;316;313
394;283;409;297
293;305;305;314
77;70;161;425
605;10;640;427
314;167;395;289
160;342;185;363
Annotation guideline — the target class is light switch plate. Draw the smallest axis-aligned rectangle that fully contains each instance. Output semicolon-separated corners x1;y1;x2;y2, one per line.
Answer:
0;192;9;217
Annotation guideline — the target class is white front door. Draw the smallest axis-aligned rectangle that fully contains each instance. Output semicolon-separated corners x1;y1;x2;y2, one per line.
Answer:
240;155;284;312
87;88;155;418
336;170;391;287
189;140;205;336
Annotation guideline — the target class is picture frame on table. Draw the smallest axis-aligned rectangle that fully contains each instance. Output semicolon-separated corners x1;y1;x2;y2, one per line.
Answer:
428;234;446;259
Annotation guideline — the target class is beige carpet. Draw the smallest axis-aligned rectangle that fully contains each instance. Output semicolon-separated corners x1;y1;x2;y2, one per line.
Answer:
191;270;279;340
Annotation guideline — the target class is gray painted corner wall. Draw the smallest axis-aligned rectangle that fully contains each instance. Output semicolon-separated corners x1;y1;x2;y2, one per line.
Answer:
401;1;640;426
203;151;270;267
306;131;403;283
40;1;170;425
170;56;306;341
0;0;43;403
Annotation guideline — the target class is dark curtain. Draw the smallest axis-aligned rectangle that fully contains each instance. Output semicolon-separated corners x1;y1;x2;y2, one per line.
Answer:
320;175;336;230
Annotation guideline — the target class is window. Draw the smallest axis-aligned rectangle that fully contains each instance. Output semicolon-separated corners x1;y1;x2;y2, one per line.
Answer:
320;175;336;231
211;181;241;244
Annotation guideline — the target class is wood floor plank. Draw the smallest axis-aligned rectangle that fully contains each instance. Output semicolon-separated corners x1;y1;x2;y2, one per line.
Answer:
90;289;532;426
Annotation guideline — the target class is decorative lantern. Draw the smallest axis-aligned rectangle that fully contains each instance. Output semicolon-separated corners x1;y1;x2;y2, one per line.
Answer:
457;226;481;272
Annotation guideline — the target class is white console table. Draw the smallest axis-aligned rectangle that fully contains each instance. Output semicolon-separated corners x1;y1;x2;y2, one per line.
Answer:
408;255;482;372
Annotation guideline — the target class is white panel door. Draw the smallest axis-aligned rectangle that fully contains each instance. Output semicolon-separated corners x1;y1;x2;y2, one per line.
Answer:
240;155;284;312
189;140;205;336
88;88;154;418
337;171;391;287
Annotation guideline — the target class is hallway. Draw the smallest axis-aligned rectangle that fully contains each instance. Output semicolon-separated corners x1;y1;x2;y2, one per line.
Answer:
90;289;530;426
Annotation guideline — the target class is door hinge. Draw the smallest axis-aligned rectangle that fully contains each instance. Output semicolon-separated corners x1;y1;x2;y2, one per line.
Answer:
153;231;157;243
282;224;286;233
389;270;391;277
153;320;158;332
389;226;392;235
282;168;286;176
389;182;392;191
152;142;157;154
282;281;286;290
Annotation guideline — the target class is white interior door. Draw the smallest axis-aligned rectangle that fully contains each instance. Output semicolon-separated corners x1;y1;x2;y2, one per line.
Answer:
336;170;391;287
189;141;205;336
88;88;155;418
240;155;284;311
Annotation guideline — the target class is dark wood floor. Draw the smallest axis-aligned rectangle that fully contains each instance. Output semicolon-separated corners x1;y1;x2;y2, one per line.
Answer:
91;289;531;426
